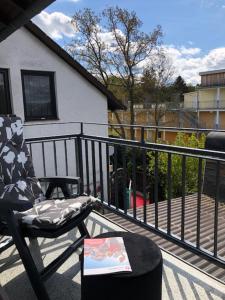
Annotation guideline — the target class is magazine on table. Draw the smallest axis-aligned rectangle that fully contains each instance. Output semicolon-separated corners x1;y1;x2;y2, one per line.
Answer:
83;237;132;275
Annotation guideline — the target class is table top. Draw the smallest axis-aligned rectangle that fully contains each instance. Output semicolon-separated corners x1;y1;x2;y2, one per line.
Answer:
93;231;162;278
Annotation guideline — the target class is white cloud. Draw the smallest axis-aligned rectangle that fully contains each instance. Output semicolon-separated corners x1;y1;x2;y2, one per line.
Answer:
97;30;115;46
33;11;76;40
32;12;225;86
164;45;225;85
179;46;201;56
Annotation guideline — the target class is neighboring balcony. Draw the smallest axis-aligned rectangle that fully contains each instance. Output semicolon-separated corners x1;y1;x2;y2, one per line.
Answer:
183;99;225;111
153;100;225;111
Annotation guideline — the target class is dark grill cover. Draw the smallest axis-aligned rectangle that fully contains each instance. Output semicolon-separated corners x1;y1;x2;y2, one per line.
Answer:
205;132;225;151
204;132;225;202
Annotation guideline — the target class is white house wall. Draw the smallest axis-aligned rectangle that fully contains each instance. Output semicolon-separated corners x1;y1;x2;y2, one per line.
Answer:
0;27;108;196
0;27;108;138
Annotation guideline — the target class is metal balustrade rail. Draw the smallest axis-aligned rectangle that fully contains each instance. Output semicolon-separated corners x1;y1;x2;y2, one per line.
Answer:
24;121;225;144
25;124;225;267
79;134;225;267
26;134;82;196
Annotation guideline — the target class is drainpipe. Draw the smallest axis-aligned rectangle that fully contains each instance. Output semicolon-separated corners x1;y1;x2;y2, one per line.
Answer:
197;90;200;128
163;114;166;140
216;87;220;109
216;88;220;129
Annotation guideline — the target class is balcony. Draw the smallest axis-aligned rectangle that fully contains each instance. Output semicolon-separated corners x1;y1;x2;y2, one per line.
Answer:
183;99;225;111
1;123;225;299
138;99;225;112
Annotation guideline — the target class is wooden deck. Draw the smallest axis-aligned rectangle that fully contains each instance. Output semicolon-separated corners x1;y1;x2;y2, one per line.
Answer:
105;193;225;283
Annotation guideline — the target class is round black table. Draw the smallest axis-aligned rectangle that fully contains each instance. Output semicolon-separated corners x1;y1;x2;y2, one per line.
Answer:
81;231;163;300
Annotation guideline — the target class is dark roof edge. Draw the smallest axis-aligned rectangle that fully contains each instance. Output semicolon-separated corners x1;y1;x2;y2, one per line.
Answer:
199;69;225;76
0;0;55;42
24;21;126;111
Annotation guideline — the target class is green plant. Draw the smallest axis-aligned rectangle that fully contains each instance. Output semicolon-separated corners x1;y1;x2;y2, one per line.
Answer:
148;133;206;199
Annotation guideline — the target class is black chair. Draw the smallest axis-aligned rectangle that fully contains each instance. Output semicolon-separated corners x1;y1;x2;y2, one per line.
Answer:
0;115;96;300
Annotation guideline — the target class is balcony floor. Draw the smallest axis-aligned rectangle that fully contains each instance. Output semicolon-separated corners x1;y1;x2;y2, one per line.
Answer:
1;211;225;300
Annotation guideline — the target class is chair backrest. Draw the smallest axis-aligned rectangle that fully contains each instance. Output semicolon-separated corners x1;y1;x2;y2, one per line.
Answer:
0;115;43;205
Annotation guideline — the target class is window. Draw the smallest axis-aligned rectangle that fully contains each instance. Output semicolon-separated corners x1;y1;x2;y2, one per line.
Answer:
0;69;12;115
21;70;57;121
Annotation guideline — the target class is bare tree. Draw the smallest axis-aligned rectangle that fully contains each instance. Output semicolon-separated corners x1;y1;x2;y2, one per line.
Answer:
68;7;162;140
141;50;174;141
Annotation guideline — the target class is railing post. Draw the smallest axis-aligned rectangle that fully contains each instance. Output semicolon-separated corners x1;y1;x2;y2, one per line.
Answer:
77;122;84;194
80;122;84;135
141;126;145;144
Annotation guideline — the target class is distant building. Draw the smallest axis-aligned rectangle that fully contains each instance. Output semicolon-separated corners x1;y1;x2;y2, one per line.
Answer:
183;69;225;130
109;69;225;143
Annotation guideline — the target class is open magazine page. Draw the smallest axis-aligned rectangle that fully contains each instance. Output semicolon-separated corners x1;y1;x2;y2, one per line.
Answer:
83;237;132;275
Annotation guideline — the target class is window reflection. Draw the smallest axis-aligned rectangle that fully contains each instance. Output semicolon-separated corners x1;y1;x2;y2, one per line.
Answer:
22;71;57;121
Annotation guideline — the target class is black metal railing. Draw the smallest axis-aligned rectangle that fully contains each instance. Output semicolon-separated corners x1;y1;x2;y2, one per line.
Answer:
25;120;225;143
26;133;82;197
79;134;225;267
25;123;225;267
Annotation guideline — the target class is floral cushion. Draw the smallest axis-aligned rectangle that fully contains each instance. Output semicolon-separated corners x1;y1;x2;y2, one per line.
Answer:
18;196;95;229
0;178;44;204
0;116;36;186
0;116;43;203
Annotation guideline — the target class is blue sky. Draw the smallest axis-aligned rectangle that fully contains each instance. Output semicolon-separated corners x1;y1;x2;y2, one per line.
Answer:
33;0;225;84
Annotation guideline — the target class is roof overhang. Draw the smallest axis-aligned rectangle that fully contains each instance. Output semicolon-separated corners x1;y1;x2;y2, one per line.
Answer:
199;69;225;76
0;0;55;42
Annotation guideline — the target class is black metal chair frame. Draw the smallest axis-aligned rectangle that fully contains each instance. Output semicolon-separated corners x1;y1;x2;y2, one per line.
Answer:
0;176;94;300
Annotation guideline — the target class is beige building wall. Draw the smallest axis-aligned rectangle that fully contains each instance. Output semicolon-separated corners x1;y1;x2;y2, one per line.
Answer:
220;88;225;107
108;101;225;142
135;111;148;124
184;92;197;108
184;87;225;110
164;112;180;127
219;112;225;128
220;88;225;99
199;112;215;128
198;89;216;109
164;131;177;143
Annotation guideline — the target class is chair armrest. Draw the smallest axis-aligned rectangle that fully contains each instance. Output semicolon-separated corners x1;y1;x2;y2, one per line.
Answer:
38;176;81;185
38;176;81;199
0;198;33;212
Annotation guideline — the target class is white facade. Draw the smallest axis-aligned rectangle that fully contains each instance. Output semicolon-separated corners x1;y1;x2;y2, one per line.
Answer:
0;27;109;191
0;27;108;139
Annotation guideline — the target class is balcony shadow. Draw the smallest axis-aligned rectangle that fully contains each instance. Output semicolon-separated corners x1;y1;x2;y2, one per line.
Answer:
162;258;225;300
0;212;124;299
2;211;224;300
3;271;81;300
